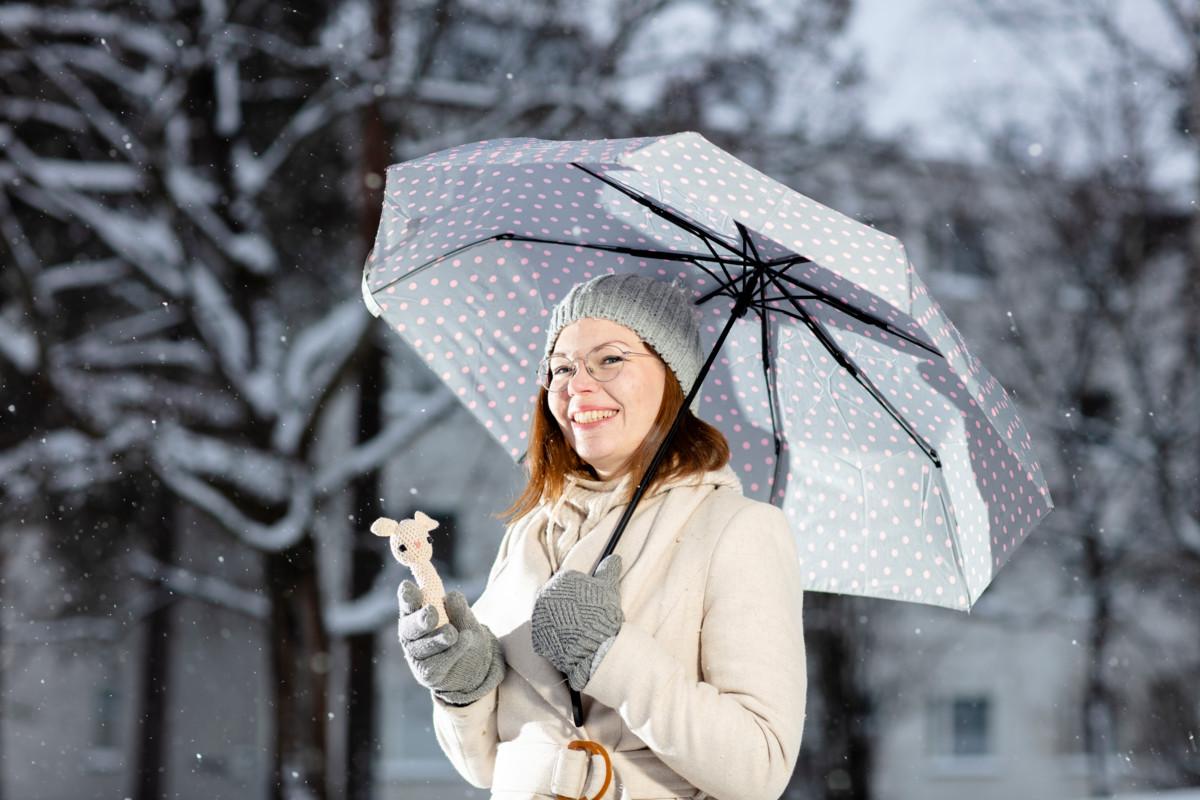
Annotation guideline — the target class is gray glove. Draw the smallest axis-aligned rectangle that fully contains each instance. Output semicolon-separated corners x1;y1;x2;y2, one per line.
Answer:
397;581;505;706
531;554;624;692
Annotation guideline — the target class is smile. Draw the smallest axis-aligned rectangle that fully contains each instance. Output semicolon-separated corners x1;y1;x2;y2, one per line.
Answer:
572;409;618;425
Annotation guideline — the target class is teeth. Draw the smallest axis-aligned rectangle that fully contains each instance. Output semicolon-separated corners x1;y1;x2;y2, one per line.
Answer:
573;409;617;424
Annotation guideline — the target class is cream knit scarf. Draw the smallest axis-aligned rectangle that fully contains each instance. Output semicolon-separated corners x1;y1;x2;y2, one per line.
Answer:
538;465;743;573
541;471;634;573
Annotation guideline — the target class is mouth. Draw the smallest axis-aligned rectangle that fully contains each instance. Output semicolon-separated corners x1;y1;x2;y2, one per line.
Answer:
571;409;619;427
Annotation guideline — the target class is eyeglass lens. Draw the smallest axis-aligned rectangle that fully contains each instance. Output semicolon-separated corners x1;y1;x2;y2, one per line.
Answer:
541;344;629;391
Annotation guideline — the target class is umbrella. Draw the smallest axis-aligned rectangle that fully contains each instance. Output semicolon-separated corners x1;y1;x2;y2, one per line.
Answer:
361;131;1053;614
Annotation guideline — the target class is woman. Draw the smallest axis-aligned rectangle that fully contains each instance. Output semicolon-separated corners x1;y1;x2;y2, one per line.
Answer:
396;274;807;800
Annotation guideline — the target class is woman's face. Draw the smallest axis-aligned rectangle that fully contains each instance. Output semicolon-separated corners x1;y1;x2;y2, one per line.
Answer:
548;318;667;480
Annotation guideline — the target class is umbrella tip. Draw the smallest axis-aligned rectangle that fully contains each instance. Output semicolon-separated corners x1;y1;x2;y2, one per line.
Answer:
361;270;383;318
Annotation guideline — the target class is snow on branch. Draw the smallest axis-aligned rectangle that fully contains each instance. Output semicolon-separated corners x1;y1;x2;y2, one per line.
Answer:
127;549;270;620
324;561;406;636
187;262;276;417
0;312;38;372
273;298;370;454
156;423;291;504
29;49;150;165
152;438;313;552
0;420;150;503
1173;510;1200;558
165;166;276;274
233;79;375;197
11;182;186;297
0;5;177;63
70;305;185;345
0;130;145;192
0;97;89;132
60;337;212;372
313;389;457;497
35;258;130;297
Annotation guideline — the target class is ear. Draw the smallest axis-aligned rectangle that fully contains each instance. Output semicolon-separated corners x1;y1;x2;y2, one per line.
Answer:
414;510;439;531
369;518;393;537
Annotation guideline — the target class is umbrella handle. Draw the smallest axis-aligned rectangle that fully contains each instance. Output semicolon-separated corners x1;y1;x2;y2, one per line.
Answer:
555;739;613;800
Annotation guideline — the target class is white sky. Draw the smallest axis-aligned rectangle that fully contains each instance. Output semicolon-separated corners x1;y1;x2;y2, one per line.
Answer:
845;0;1196;193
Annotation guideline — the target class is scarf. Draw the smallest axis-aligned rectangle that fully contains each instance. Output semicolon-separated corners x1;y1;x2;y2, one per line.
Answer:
538;466;743;573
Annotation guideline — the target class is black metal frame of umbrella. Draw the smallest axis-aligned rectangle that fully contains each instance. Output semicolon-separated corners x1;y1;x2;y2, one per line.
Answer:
487;165;946;727
374;162;948;726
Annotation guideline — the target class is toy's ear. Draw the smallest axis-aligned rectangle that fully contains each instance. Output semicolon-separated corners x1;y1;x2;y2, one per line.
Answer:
414;510;439;531
369;518;393;537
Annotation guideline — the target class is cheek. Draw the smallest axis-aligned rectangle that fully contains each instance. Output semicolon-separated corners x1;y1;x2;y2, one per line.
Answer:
548;398;571;434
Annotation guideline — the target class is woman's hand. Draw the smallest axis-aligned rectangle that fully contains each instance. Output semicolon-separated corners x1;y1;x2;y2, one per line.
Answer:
530;554;624;691
398;581;505;705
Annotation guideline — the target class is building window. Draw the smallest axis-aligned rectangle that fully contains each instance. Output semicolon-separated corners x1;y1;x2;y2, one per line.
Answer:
928;694;992;757
926;215;994;277
94;688;118;749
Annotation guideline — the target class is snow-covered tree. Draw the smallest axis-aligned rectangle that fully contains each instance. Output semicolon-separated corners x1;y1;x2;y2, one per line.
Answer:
950;1;1200;792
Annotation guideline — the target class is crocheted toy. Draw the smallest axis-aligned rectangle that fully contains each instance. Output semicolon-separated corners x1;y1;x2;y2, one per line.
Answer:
372;511;447;628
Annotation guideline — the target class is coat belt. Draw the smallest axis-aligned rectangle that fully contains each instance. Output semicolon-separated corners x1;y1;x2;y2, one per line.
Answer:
492;740;704;798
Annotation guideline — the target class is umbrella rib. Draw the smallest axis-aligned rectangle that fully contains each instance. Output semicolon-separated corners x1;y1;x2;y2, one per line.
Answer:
369;233;755;297
756;270;787;502
695;265;758;306
494;233;740;266
698;229;742;302
571;162;748;261
762;269;942;357
686;257;746;308
761;270;943;468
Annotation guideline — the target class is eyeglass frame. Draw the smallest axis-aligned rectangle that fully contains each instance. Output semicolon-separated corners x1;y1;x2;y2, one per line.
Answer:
537;342;659;392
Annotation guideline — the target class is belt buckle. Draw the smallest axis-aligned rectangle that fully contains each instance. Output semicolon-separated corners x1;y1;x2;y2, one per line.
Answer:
553;739;613;800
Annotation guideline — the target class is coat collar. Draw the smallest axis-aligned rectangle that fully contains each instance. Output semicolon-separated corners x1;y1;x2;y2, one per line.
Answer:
473;466;742;725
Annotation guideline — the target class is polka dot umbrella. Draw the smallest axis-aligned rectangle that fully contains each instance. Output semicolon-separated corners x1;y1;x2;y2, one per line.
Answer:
362;131;1054;614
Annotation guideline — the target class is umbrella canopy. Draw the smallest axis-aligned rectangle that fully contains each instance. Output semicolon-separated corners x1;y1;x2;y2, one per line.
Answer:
363;132;1053;612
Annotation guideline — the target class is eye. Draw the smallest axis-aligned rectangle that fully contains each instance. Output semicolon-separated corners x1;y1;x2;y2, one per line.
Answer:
599;354;625;366
550;364;573;376
426;535;432;544
398;544;407;552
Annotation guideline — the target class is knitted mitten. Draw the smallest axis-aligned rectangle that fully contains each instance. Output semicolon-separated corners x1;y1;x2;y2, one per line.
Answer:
397;582;506;705
531;554;624;691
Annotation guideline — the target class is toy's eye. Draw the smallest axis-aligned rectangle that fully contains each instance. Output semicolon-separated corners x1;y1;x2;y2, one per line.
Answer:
426;535;433;544
398;544;407;552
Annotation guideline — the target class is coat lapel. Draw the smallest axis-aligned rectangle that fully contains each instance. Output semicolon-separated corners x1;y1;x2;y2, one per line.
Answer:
471;469;739;724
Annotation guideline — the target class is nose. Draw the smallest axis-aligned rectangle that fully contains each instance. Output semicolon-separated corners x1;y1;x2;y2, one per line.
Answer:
566;364;598;393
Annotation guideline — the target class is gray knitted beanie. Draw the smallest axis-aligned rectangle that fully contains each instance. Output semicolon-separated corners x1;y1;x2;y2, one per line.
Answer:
544;274;703;410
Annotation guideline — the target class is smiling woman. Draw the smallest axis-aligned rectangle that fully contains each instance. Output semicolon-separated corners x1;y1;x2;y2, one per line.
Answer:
394;273;808;800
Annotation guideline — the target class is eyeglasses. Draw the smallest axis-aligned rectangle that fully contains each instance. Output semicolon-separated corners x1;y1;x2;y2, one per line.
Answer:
538;343;657;392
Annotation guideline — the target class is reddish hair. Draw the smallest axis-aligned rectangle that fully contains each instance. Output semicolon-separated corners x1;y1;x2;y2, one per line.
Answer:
500;352;730;523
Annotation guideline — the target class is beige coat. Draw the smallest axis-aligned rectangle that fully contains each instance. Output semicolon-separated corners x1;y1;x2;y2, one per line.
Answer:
431;466;807;800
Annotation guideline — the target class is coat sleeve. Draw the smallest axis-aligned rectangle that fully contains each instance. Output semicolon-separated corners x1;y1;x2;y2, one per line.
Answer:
428;519;524;787
431;689;499;788
583;501;807;800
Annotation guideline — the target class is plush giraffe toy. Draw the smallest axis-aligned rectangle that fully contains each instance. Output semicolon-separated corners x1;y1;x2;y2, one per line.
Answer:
371;511;447;629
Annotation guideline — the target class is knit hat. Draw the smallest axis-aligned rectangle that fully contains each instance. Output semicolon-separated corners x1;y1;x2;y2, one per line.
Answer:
543;274;703;410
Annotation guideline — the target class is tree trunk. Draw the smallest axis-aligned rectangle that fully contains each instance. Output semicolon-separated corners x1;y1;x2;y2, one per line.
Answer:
343;1;393;794
1081;531;1114;796
788;594;873;800
266;539;331;800
345;341;386;800
0;543;6;800
130;496;176;800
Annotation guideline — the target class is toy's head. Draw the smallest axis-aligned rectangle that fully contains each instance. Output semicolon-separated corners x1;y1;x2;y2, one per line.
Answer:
371;511;439;566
